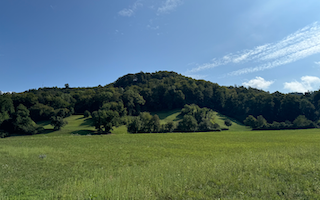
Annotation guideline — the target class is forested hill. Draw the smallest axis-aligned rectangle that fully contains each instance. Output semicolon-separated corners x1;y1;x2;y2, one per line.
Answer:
0;71;320;136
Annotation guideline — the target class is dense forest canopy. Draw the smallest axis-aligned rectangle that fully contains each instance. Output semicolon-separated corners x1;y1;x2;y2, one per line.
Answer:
1;71;319;137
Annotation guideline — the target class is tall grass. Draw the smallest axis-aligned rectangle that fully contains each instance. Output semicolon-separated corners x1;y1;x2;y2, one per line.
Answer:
1;129;320;199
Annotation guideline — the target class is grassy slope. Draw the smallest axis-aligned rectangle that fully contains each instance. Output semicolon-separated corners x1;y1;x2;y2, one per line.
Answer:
37;115;96;136
1;129;320;199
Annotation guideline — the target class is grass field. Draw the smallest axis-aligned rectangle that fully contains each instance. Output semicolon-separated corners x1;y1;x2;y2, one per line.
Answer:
1;127;320;199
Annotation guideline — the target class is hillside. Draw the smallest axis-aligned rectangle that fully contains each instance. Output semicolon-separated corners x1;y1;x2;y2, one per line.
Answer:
0;71;319;137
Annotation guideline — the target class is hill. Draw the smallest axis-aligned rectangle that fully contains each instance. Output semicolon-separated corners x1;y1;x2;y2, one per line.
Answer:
0;71;319;137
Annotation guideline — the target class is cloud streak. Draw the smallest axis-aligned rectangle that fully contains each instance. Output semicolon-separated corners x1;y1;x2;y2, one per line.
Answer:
188;22;320;76
118;0;143;17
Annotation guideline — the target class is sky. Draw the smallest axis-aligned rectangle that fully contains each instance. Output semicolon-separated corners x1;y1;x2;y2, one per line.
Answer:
1;0;320;94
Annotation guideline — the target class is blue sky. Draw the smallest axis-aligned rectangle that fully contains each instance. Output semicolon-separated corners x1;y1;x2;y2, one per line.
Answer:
1;0;320;93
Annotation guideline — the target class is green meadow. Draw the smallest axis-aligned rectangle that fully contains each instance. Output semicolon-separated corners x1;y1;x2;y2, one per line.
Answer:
0;115;320;199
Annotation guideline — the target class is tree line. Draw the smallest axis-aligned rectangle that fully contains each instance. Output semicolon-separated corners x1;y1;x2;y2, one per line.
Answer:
1;71;319;137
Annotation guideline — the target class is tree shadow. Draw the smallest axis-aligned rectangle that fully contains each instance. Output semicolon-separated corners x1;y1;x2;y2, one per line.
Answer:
37;120;51;126
70;130;96;135
41;129;56;134
151;109;181;120
173;114;183;122
80;118;93;126
216;113;244;125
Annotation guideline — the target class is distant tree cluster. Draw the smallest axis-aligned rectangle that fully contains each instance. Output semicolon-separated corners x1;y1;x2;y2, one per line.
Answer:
244;115;318;130
127;104;220;133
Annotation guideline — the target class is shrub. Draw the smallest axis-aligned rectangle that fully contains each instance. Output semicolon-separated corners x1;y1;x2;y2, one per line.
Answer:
84;110;91;118
224;119;232;127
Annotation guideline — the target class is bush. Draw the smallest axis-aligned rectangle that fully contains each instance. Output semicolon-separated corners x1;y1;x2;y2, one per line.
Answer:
224;119;232;127
84;110;91;118
0;131;9;138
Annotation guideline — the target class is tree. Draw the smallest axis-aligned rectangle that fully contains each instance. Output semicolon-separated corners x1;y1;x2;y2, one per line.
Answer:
14;104;38;134
150;114;161;133
65;83;70;89
293;115;314;128
92;110;120;133
224;119;232;127
244;115;257;128
84;110;91;118
198;119;215;131
256;115;267;128
165;121;175;132
50;116;67;130
177;115;198;132
127;116;142;133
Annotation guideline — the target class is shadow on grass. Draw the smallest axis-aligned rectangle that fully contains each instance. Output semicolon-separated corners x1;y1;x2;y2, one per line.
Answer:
216;113;244;125
151;109;181;120
173;114;183;122
70;130;112;136
41;129;56;134
37;120;51;126
71;130;96;135
80;118;93;126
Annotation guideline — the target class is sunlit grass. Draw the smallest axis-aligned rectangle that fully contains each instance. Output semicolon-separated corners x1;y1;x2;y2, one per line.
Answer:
1;129;320;199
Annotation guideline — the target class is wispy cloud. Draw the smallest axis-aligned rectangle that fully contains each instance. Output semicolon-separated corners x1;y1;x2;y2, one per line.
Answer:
188;22;320;76
147;25;159;30
157;0;183;14
50;5;57;10
118;0;143;17
315;61;320;66
284;76;320;93
242;77;274;90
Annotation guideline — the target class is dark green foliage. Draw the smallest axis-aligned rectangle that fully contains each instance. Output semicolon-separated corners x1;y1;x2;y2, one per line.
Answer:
50;116;68;130
122;89;145;116
13;104;39;135
1;71;320;136
0;130;9;138
212;123;220;130
92;110;120;133
30;103;54;121
127;112;161;133
151;114;161;133
165;121;176;132
224;119;232;127
127;116;142;133
256;115;267;128
198;120;215;131
55;108;71;118
177;115;198;132
84;110;91;118
293;115;315;128
244;115;257;128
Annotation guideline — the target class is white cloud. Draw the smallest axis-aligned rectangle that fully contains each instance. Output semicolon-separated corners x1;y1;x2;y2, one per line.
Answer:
242;77;274;90
315;61;320;66
157;0;183;14
118;1;143;17
284;76;320;93
188;22;320;76
185;74;208;80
